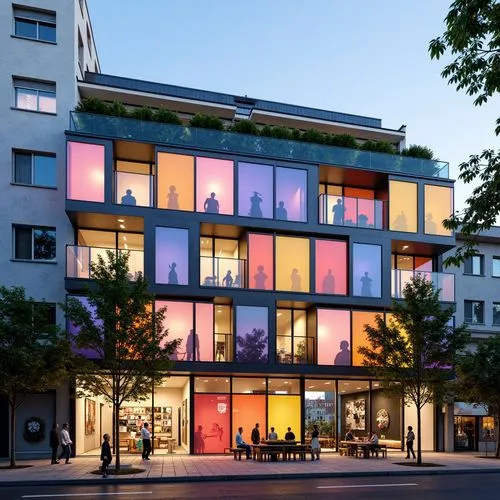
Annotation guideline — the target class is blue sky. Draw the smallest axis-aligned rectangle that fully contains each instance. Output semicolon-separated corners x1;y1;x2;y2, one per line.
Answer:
87;0;499;210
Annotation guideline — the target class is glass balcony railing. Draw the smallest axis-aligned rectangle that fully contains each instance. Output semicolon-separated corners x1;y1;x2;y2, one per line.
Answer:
391;269;455;302
276;336;316;365
70;112;450;179
200;256;246;288
319;194;387;229
66;245;144;280
215;333;233;362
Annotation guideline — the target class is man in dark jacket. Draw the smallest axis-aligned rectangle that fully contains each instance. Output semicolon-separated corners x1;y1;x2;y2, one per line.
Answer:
50;423;60;464
101;433;112;478
251;423;260;445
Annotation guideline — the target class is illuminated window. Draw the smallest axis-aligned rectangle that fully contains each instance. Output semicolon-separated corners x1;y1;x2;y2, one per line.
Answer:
353;243;382;298
157;152;194;211
215;305;233;362
275;167;307;222
238;162;273;219
200;237;243;288
194;393;230;454
315;239;347;295
275;236;310;292
156;301;193;360
389;180;417;232
236;306;268;363
67;142;105;202
232;394;266;447
115;160;153;207
276;309;313;364
196;157;234;215
424;185;453;236
248;233;274;290
317;309;351;366
155;227;189;285
352;311;379;366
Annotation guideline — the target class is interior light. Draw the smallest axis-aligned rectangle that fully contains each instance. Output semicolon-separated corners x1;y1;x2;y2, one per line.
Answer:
343;382;349;385
402;245;409;250
225;379;229;383
277;312;282;317
119;224;126;229
203;379;208;383
124;244;129;249
262;381;266;385
340;390;346;393
123;236;127;241
283;381;289;385
217;310;222;314
309;385;316;389
373;383;379;387
118;219;125;223
356;387;362;390
324;382;331;385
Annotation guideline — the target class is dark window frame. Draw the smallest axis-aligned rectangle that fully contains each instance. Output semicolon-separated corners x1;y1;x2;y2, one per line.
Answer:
13;225;57;262
493;303;500;326
464;255;485;276
464;300;485;324
13;6;56;43
12;150;57;188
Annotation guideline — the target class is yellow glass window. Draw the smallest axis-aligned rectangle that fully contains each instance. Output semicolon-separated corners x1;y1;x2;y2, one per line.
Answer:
389;180;417;232
275;236;310;292
268;395;301;440
157;152;194;211
424;185;453;236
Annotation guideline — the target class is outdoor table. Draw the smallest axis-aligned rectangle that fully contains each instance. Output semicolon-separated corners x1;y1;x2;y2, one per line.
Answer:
252;441;310;462
339;440;371;458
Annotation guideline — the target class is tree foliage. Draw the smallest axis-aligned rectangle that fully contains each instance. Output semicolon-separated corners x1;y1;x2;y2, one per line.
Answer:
63;251;179;469
429;0;500;265
455;335;500;457
358;275;469;463
0;286;73;467
236;328;268;363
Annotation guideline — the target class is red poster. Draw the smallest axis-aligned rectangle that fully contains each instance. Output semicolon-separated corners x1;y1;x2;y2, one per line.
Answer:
194;394;230;454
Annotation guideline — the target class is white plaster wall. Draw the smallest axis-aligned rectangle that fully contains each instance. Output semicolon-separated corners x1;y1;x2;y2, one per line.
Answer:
404;400;435;451
182;381;190;452
75;394;112;454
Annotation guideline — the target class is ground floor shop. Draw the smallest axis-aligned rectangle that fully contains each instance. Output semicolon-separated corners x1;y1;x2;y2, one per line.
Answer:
453;403;496;453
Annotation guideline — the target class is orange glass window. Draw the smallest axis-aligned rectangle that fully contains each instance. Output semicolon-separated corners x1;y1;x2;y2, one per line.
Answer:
315;239;347;295
352;311;379;366
389;180;417;232
248;233;274;290
157;152;194;211
424;185;453;236
232;394;266;446
196;157;234;215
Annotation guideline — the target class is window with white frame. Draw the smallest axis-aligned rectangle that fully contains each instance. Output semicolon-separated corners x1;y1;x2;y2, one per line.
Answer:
464;255;484;275
493;303;500;326
493;257;500;278
13;226;56;261
13;6;56;43
13;77;56;113
13;150;56;187
464;300;484;324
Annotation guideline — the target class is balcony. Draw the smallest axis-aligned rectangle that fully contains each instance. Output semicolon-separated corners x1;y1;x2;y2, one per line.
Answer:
392;269;455;302
70;112;449;178
319;194;387;229
276;336;316;365
67;245;144;280
200;256;246;288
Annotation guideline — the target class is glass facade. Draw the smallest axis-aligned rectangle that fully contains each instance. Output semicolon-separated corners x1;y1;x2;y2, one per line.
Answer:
352;311;378;366
157;152;194;211
389;180;417;232
248;233;274;290
67;142;105;202
315;239;347;295
275;167;307;222
352;243;382;298
317;309;351;366
238;162;273;219
155;227;189;285
196;157;234;215
236;306;268;363
425;185;453;236
276;236;310;292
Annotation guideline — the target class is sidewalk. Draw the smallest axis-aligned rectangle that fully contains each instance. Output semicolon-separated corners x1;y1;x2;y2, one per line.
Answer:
1;451;499;487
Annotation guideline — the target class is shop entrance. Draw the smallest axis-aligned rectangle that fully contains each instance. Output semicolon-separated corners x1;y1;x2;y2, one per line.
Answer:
454;416;477;451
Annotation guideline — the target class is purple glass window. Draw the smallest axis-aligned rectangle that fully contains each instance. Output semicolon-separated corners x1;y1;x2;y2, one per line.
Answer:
238;162;274;219
353;243;382;298
236;306;268;363
67;296;102;359
275;167;307;222
155;227;189;285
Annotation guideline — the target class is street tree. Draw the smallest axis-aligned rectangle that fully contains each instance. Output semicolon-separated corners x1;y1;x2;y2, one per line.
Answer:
358;275;469;464
64;251;179;470
455;335;500;457
429;0;500;265
0;286;73;468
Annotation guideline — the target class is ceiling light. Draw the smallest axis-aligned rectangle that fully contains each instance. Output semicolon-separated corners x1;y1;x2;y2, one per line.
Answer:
341;390;346;393
203;379;208;383
309;385;316;389
324;382;331;385
343;382;349;385
277;312;282;317
225;379;229;383
373;383;379;387
123;236;127;241
283;381;289;384
356;387;362;390
217;310;222;314
118;219;124;223
402;245;409;250
262;381;266;385
119;224;126;229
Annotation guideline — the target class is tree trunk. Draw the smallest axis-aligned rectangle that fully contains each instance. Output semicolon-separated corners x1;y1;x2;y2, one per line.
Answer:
114;401;120;470
496;411;500;459
9;399;16;468
416;402;422;465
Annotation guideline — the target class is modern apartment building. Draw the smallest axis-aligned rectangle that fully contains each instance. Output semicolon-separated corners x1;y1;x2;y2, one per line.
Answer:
1;0;459;459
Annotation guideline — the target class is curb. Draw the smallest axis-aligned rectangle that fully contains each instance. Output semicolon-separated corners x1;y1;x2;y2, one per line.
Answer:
1;467;500;488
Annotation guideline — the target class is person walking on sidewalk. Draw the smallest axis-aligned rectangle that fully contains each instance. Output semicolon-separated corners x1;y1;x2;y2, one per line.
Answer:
49;423;60;464
141;422;152;460
406;425;416;459
100;433;112;478
58;423;73;464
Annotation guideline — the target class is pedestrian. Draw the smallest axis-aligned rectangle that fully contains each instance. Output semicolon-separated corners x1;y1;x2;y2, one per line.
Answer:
311;424;321;461
100;433;112;478
141;422;152;460
49;423;60;464
58;423;73;464
406;425;416;459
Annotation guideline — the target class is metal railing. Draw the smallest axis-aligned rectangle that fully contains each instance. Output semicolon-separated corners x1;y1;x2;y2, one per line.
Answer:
70;112;449;178
391;269;455;302
200;256;246;288
276;336;316;365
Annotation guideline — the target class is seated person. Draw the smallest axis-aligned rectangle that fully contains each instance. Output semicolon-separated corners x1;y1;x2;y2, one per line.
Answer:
345;429;354;441
268;427;278;440
284;427;295;441
235;427;252;459
369;431;379;454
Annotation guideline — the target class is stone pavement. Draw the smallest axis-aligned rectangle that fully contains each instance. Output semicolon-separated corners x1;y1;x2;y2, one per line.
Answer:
1;451;499;486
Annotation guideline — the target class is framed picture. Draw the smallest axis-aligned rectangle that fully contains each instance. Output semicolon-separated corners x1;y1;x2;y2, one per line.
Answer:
345;398;366;431
85;398;96;435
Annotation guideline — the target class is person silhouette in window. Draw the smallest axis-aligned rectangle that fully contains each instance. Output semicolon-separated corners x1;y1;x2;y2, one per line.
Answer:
121;189;137;206
204;192;220;214
168;262;179;284
194;425;206;454
334;340;351;365
322;269;336;294
234;274;241;288
249;191;263;218
392;210;407;231
291;268;301;291
332;198;345;225
276;201;288;221
425;213;437;234
254;265;268;289
222;270;233;288
167;185;179;210
361;271;373;297
186;329;200;361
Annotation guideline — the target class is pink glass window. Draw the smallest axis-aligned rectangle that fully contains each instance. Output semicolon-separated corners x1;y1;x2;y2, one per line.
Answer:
248;233;274;290
196;157;234;215
317;309;351;366
67;141;105;202
155;227;189;285
194;394;231;454
315;240;347;295
195;303;214;362
156;300;193;361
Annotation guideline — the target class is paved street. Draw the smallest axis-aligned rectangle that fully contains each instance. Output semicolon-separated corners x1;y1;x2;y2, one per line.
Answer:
1;474;500;499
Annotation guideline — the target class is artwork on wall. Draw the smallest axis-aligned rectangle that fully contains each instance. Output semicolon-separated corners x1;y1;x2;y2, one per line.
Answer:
345;398;366;431
376;408;390;432
85;398;96;435
181;399;188;445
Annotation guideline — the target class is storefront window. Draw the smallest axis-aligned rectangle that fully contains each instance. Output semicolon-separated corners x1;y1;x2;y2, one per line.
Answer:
268;395;301;441
157;152;194;211
156;300;193;361
155;227;189;285
275;167;307;222
236;306;268;363
276;309;312;364
232;377;267;393
338;380;370;439
267;378;300;394
389;180;417;232
352;311;379;366
232;394;266;447
315;239;347;295
196;157;234;215
67;141;105;202
424;185;453;236
194;393;230;453
352;243;382;298
238;162;273;219
194;377;230;393
275;236;310;293
305;380;336;450
317;309;351;366
248;233;274;290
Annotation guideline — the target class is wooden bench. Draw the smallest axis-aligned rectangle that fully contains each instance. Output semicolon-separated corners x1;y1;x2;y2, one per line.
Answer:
229;447;244;460
372;444;387;458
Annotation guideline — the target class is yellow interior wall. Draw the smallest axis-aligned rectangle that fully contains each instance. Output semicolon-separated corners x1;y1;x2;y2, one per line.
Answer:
389;180;417;232
267;395;301;440
275;236;310;292
157;152;194;211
